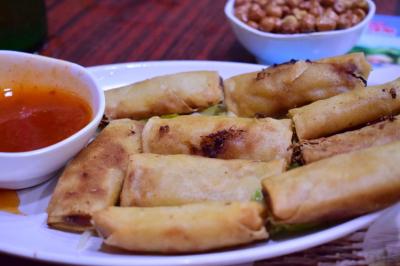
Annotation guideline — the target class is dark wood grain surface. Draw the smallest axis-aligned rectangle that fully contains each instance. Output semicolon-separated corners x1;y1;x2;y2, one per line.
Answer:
41;0;255;66
1;0;399;265
39;0;400;67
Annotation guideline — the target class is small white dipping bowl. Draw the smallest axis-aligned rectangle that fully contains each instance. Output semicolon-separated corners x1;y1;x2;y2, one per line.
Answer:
0;51;105;189
225;0;376;64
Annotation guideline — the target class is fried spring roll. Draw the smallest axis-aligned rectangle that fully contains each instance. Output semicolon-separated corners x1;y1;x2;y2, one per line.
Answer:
142;115;293;162
120;154;286;207
105;71;223;120
47;119;143;232
262;141;400;225
300;115;400;163
289;78;400;140
224;53;371;118
92;202;268;253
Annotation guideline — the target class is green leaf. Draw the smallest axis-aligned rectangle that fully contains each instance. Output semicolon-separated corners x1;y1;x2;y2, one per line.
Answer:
251;189;263;202
288;162;301;170
160;113;179;119
199;104;227;116
267;220;330;239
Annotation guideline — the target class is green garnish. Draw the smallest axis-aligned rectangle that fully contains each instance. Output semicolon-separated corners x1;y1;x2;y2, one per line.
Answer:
199;104;227;116
266;218;330;239
251;189;264;202
268;223;318;237
288;162;301;170
160;113;179;119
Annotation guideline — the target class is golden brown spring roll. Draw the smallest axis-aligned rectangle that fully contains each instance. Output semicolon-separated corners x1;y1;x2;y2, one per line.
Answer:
262;141;400;225
317;52;372;70
47;119;143;232
224;53;371;118
92;202;268;253
300;115;400;163
142;115;293;162
120;154;286;207
105;71;223;120
289;78;400;140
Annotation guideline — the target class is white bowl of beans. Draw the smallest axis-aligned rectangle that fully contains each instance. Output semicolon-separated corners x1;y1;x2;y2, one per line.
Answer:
225;0;375;64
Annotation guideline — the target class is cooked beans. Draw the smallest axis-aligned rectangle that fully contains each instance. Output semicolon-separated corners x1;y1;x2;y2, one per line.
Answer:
234;0;369;34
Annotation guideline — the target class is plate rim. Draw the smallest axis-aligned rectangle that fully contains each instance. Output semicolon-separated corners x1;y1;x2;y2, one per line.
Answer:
0;212;381;266
87;59;265;72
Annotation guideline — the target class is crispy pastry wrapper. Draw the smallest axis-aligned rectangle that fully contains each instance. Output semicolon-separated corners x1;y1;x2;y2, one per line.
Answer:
105;71;223;120
224;53;371;118
289;78;400;140
92;202;268;253
142;115;293;163
120;154;286;207
47;119;144;232
300;115;400;163
262;141;400;225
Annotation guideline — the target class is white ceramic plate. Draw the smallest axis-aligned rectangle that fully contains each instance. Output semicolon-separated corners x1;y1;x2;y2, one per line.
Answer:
1;61;399;266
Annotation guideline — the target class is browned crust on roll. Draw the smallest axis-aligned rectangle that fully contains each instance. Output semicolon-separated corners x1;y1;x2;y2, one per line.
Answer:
92;202;268;253
105;71;223;120
47;119;144;232
120;154;287;207
289;78;400;140
262;141;400;225
142;115;293;163
300;115;400;163
224;53;370;118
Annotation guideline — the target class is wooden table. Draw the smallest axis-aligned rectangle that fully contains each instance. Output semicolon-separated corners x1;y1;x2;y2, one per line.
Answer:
1;0;399;265
41;0;400;66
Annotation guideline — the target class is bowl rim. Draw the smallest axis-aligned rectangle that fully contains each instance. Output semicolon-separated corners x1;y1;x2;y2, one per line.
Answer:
0;50;105;157
224;0;376;39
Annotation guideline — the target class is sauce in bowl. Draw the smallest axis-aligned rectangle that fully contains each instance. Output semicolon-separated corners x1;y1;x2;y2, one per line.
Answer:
0;86;92;152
